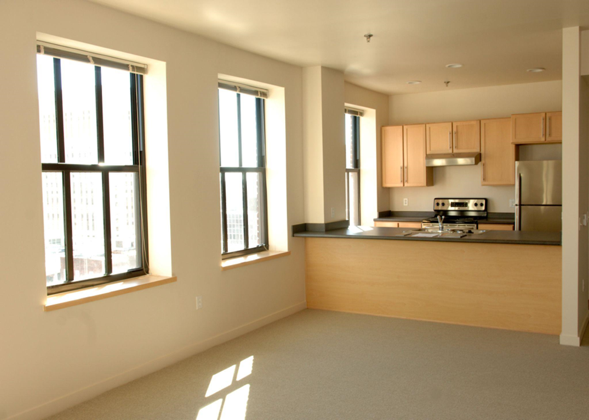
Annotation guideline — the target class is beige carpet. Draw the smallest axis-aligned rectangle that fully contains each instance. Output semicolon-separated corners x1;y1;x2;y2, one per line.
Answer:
49;309;589;420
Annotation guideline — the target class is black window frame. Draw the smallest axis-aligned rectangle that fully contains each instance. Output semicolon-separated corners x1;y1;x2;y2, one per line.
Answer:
40;56;149;295
345;114;361;225
219;90;269;259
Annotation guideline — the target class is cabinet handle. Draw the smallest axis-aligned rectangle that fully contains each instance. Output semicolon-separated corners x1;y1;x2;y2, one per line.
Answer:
453;131;457;150
547;116;551;137
448;131;451;150
405;167;408;183
482;162;485;182
541;117;545;138
400;166;403;184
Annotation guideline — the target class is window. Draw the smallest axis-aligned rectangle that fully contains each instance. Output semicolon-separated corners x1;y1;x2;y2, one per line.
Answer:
345;112;361;226
36;46;148;294
218;84;268;259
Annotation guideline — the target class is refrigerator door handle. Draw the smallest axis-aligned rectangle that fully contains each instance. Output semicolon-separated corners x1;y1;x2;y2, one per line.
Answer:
515;173;522;231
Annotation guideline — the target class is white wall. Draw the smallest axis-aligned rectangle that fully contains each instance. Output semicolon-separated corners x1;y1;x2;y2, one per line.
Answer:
388;81;562;213
344;82;390;222
0;0;306;418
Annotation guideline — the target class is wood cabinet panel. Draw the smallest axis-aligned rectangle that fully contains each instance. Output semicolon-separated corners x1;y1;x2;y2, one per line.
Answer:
453;120;481;153
479;223;514;231
374;221;399;228
404;124;433;187
481;118;515;186
381;126;404;187
546;112;562;142
512;112;545;143
306;238;562;335
397;222;422;228
426;122;453;155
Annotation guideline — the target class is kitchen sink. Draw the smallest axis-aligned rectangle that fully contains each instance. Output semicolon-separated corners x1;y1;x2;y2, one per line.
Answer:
402;228;486;238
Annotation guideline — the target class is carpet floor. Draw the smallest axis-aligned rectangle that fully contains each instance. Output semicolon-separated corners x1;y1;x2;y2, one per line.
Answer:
48;309;589;420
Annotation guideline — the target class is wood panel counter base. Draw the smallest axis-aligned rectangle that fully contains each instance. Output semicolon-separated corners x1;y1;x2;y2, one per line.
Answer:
305;238;561;335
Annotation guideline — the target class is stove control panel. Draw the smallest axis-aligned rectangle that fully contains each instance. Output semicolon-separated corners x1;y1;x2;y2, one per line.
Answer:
434;198;486;211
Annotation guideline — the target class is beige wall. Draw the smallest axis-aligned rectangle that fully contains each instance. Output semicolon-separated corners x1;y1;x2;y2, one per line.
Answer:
560;27;589;346
388;81;562;213
582;30;589;76
344;82;390;220
0;0;306;418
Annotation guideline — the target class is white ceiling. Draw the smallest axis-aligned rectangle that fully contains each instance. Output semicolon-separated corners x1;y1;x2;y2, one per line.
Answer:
89;0;589;95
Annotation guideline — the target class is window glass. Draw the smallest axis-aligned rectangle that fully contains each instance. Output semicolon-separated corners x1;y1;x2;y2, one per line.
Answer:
71;172;105;281
36;55;58;163
240;94;259;167
42;172;66;285
61;59;98;164
110;172;139;274
225;172;245;252
219;89;240;167
103;67;133;165
247;172;263;247
345;113;356;169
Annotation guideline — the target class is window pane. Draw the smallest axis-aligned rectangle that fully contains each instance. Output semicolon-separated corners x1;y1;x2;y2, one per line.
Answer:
61;59;98;164
247;172;263;247
225;172;244;252
241;95;259;167
219;89;239;167
103;68;133;165
36;56;58;163
110;173;139;274
345;113;356;169
42;172;66;286
71;172;105;280
349;172;360;226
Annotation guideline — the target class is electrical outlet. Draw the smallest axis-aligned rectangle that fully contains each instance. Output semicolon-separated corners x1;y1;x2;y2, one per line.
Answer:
331;207;335;218
196;296;203;310
509;199;515;208
403;198;409;207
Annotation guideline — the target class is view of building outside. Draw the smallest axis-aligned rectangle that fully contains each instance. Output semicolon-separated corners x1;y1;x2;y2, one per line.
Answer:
345;113;360;226
218;89;263;253
37;55;139;286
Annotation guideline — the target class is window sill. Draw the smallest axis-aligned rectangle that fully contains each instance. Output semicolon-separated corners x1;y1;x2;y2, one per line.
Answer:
221;250;291;271
44;274;177;312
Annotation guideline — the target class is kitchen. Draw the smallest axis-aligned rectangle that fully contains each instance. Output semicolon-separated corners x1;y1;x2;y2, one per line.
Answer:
295;78;565;337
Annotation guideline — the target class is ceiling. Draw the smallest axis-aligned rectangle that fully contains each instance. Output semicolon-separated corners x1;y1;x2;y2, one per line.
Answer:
89;0;589;95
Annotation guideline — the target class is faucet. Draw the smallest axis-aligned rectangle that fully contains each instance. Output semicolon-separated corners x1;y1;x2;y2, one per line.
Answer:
437;215;445;232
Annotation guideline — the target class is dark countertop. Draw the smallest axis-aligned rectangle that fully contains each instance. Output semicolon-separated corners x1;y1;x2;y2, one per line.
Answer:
294;227;561;245
374;211;515;225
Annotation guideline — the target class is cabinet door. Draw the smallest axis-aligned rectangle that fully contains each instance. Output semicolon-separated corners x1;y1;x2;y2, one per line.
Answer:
453;120;480;153
511;112;545;144
481;118;514;186
426;122;453;155
382;126;404;187
404;124;433;187
374;221;399;228
478;223;514;231
546;112;562;142
398;222;422;228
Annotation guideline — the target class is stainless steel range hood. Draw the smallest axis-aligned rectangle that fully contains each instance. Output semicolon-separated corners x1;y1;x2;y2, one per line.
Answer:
426;153;481;167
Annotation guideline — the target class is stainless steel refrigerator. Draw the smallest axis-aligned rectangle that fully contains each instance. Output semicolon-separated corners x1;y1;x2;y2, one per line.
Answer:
515;160;562;232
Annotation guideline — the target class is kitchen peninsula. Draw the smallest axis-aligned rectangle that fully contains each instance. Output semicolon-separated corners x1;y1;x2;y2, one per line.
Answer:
294;225;561;335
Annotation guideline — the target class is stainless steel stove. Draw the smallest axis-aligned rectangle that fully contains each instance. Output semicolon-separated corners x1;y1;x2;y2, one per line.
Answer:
422;198;487;232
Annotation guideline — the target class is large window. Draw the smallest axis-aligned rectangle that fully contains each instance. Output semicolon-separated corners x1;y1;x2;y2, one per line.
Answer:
218;84;268;258
36;46;148;294
345;112;360;226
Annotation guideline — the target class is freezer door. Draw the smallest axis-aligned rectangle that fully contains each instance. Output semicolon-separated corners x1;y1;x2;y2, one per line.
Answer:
516;160;562;205
519;206;562;232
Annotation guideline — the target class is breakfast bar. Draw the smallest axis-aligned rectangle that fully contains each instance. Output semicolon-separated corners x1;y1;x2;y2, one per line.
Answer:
295;226;562;335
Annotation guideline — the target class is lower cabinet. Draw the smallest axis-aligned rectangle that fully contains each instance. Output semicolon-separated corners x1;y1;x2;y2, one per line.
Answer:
478;223;514;231
374;221;399;228
398;222;422;228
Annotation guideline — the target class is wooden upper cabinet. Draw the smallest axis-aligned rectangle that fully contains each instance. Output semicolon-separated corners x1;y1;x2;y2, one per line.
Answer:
426;122;453;155
453;120;481;153
382;126;404;187
481;118;515;186
404;124;433;187
546;112;562;142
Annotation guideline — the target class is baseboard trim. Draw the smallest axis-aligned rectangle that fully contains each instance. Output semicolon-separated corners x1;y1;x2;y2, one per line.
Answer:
559;311;589;347
7;301;307;420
